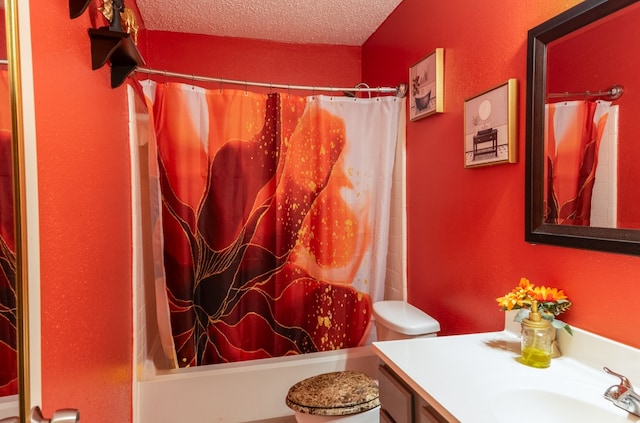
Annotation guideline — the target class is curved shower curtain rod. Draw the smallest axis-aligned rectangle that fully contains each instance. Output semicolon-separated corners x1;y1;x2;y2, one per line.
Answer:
547;84;624;101
134;67;408;98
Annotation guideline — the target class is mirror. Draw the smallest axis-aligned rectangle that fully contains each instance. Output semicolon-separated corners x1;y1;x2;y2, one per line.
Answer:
525;0;640;255
0;0;16;406
0;0;30;421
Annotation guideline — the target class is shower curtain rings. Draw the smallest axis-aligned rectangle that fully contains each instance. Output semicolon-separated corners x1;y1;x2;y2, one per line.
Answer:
355;82;371;99
244;81;248;96
163;70;168;86
219;78;224;93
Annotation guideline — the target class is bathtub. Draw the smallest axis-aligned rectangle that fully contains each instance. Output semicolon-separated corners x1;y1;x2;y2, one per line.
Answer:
136;346;379;423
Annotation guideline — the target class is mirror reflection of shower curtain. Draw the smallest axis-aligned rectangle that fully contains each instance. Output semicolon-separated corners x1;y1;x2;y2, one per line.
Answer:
544;100;611;226
140;80;402;367
0;68;17;396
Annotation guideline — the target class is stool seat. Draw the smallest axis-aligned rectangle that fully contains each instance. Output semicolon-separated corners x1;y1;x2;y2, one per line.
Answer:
286;371;380;416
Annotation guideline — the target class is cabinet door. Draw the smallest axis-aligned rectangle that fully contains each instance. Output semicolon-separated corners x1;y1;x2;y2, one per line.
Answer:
380;408;395;423
416;399;450;423
378;365;413;423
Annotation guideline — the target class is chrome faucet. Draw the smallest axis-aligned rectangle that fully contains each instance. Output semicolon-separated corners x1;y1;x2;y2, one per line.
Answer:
604;367;640;417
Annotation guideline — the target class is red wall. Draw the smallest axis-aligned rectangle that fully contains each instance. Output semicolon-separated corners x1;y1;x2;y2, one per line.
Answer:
140;31;362;92
363;0;640;348
30;0;133;421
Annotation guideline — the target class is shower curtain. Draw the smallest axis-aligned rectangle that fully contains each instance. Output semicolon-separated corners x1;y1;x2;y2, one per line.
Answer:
0;68;17;396
545;100;610;226
140;80;403;367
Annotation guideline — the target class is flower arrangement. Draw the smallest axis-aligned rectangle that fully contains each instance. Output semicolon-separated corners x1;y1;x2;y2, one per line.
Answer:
496;277;573;334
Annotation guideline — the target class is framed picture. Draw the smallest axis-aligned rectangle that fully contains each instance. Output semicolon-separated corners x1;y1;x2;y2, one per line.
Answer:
409;48;444;121
464;79;518;168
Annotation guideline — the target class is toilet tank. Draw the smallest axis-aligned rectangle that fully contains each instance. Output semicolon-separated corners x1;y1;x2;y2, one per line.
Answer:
372;301;441;341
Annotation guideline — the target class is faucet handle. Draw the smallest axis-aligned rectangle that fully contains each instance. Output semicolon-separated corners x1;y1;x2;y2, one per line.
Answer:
604;367;633;389
32;406;80;423
604;367;640;417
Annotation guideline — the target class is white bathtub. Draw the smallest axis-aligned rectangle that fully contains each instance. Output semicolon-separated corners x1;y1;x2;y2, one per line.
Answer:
136;346;379;423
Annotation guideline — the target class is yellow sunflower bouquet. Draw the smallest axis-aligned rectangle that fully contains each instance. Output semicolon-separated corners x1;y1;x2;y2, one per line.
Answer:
496;277;573;334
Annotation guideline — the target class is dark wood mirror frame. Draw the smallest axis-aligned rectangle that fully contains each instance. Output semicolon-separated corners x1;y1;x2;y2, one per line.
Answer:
525;0;640;256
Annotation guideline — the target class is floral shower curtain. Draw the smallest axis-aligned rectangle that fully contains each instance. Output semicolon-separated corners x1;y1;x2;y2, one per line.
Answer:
545;100;610;226
0;68;17;396
140;80;403;367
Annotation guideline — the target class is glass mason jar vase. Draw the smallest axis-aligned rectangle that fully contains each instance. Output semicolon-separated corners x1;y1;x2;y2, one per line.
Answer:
519;301;553;368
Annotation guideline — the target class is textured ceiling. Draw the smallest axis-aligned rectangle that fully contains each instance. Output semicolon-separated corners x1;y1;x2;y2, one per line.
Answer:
136;0;403;46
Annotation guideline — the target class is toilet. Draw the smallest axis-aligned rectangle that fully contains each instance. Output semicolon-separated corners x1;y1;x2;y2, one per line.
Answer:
285;300;440;422
372;300;441;341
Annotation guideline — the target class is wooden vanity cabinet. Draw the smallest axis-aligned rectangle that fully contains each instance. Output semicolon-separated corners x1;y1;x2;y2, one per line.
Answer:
378;365;413;422
377;365;452;423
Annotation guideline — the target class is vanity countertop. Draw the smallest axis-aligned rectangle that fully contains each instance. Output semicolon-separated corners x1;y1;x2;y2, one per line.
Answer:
372;321;640;422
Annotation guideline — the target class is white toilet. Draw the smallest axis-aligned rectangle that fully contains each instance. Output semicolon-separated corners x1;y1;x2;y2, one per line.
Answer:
372;300;441;341
285;300;441;422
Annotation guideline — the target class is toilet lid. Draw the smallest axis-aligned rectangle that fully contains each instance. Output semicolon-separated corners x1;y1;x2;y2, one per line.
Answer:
373;300;441;335
286;371;380;416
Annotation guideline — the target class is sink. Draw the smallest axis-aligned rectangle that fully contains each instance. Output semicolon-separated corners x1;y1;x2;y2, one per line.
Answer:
490;387;633;422
465;355;640;423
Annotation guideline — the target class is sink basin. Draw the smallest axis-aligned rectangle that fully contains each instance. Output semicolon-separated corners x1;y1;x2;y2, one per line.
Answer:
490;387;632;423
459;354;640;423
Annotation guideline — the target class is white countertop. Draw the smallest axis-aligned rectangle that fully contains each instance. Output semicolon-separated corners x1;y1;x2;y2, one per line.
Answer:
372;322;640;422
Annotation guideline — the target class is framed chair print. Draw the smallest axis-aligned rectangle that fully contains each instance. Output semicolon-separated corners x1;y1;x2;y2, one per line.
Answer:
464;79;518;168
